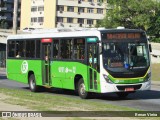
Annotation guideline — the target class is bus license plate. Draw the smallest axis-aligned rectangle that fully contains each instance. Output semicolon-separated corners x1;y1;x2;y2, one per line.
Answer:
125;88;134;91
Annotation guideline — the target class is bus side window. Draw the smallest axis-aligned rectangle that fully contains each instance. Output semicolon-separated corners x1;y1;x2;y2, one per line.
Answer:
15;41;25;58
8;41;15;57
26;40;35;58
53;40;59;59
36;40;41;58
60;39;72;59
73;38;85;60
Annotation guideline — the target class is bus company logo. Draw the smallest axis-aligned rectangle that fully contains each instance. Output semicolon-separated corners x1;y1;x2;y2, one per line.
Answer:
21;61;28;74
2;112;11;117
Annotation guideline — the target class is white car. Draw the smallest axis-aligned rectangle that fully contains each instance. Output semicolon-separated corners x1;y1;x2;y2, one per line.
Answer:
22;27;35;32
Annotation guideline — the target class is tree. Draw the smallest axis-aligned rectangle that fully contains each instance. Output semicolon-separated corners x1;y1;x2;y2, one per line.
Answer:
0;20;5;28
4;22;9;29
97;0;160;35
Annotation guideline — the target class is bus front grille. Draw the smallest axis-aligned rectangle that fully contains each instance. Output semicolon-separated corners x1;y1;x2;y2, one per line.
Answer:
116;84;142;91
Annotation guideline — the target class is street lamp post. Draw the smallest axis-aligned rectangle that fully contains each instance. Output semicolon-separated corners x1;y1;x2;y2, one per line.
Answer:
13;0;18;34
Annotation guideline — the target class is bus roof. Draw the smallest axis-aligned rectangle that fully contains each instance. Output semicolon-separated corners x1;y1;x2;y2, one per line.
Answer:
7;28;145;41
99;28;144;33
7;30;101;40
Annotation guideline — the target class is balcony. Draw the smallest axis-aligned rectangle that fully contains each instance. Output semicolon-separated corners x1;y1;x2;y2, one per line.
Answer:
0;7;7;11
0;16;7;20
57;10;104;20
0;7;13;13
57;0;106;8
3;0;14;4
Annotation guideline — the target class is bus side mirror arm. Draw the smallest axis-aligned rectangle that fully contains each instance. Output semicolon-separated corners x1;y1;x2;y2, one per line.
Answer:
149;44;152;52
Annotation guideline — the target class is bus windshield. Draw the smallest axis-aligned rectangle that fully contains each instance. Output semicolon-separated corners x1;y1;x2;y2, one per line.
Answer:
103;42;150;72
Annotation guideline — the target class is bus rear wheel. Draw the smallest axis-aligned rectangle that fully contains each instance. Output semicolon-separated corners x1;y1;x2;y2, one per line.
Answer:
78;78;89;99
29;74;39;92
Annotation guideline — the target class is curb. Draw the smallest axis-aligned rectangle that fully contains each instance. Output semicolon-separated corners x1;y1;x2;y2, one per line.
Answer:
151;81;160;86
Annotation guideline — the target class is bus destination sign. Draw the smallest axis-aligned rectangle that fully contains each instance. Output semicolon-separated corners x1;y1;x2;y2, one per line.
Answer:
107;33;141;40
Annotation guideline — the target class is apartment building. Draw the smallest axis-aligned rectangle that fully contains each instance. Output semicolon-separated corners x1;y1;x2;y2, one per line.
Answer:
20;0;108;29
0;0;21;28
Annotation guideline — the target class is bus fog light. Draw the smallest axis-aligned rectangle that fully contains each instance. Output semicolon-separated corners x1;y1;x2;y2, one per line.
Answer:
103;74;113;84
144;73;151;82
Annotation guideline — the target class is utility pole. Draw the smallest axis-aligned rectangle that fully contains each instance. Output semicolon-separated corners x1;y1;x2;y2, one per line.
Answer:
13;0;18;34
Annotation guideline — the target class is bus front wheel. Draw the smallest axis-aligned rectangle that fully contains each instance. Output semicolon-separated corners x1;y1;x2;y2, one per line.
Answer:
29;74;39;92
78;78;89;99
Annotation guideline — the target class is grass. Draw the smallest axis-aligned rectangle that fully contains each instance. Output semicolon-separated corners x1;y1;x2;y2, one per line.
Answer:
0;87;137;112
0;88;160;120
152;63;160;81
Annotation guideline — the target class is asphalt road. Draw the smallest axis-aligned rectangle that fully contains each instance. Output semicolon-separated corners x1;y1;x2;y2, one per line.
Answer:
0;70;160;111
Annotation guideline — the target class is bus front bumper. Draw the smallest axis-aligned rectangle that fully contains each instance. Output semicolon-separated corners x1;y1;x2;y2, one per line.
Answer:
100;80;151;93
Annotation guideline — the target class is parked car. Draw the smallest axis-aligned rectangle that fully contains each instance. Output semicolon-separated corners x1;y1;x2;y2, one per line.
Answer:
22;27;35;32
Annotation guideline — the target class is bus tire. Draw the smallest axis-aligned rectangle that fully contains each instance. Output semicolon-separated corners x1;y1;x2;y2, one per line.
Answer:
29;74;39;92
78;78;89;99
116;92;129;98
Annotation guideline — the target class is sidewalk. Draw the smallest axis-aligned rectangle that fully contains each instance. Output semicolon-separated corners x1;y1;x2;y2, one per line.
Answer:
151;81;160;86
0;68;6;75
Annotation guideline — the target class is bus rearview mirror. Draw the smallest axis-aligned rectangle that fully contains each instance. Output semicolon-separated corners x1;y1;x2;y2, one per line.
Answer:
99;46;102;54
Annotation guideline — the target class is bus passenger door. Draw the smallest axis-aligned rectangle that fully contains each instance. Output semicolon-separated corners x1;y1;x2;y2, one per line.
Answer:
42;40;52;86
87;43;99;91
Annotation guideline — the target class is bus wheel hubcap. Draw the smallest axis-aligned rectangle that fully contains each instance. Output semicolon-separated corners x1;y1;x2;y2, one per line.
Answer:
31;79;35;89
80;83;85;95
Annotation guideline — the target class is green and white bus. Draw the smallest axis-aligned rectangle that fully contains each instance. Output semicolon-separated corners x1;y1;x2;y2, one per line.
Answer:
6;28;152;99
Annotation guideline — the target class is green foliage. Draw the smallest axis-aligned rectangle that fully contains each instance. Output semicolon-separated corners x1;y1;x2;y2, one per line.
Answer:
0;20;5;28
4;22;9;29
0;20;9;29
150;38;160;43
97;0;160;40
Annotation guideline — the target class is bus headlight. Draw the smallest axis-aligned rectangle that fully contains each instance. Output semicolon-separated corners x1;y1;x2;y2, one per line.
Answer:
144;72;151;82
103;74;113;84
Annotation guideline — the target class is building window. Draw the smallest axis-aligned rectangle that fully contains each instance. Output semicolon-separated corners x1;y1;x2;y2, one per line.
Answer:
57;5;64;11
97;8;103;14
88;0;94;2
97;0;103;2
67;6;74;12
87;19;93;24
87;8;94;13
38;6;44;11
31;17;37;23
78;18;84;24
67;18;73;23
31;6;37;12
78;0;82;4
57;17;63;22
38;17;44;22
78;7;85;13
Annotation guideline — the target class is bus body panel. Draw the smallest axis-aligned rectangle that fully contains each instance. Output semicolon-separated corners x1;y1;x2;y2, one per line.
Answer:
7;59;101;93
50;61;101;92
7;59;28;84
7;59;43;85
6;28;151;96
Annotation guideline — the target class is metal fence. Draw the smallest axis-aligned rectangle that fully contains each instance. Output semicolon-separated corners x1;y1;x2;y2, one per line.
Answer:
0;51;6;68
